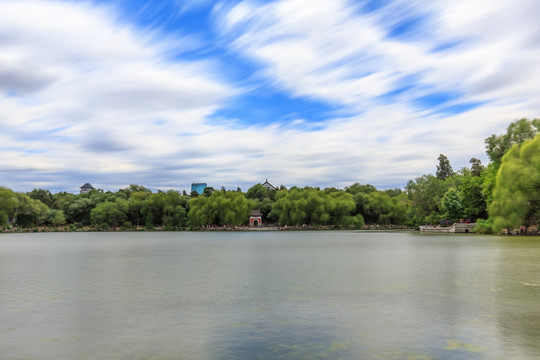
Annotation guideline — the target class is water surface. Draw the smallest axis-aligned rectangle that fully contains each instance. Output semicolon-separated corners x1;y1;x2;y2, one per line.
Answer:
1;231;539;359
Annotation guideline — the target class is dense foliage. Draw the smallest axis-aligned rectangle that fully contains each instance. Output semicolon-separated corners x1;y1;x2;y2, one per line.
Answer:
1;118;539;232
489;134;540;231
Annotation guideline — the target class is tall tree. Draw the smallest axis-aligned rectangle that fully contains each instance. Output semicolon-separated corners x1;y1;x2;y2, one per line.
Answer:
489;134;540;231
460;170;488;220
46;209;66;226
90;199;129;228
246;183;276;201
485;118;540;164
203;187;215;197
27;189;54;207
65;198;94;225
188;191;254;227
269;187;362;227
363;191;393;225
469;158;485;177
436;154;454;180
0;187;17;226
406;174;451;225
441;188;464;221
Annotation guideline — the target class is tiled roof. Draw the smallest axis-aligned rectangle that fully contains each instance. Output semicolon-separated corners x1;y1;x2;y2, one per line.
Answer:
80;183;95;189
262;179;276;190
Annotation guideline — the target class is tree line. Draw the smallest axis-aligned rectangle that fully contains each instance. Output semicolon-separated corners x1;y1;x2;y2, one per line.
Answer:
1;118;539;232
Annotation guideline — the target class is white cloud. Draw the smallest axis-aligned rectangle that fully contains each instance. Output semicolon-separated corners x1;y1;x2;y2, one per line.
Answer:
219;0;540;109
0;0;234;191
208;0;540;186
1;0;539;193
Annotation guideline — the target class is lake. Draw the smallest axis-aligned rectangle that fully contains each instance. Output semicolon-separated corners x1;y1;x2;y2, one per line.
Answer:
1;231;539;359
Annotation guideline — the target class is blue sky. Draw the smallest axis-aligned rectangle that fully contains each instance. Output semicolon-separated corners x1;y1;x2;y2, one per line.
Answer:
1;0;539;193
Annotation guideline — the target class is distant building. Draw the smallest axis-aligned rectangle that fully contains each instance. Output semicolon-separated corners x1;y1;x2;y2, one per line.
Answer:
191;182;207;195
80;183;95;194
262;179;277;191
249;210;262;227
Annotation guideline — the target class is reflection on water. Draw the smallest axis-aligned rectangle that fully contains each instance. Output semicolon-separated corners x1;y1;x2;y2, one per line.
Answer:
0;232;539;359
494;238;540;359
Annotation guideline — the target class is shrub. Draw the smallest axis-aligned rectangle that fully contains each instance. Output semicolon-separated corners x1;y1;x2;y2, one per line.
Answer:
473;218;494;234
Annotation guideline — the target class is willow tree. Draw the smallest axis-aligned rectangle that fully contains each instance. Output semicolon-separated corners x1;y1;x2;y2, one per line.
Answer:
0;187;17;226
489;134;540;231
269;187;362;227
188;191;254;226
90;198;129;228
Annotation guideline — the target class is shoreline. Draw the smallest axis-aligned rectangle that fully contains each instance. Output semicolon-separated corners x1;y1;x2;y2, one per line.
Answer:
2;225;538;236
1;224;414;233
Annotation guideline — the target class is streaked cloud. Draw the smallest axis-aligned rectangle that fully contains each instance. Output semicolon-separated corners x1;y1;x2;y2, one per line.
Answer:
0;0;232;191
1;0;539;192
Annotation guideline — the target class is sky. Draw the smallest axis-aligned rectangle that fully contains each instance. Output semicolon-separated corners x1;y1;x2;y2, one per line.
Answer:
1;0;539;193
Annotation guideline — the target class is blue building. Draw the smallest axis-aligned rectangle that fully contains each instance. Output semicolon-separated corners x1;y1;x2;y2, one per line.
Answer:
191;183;207;195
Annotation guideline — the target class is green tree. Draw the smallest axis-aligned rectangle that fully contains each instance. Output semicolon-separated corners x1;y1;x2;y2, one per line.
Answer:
459;168;487;221
441;188;464;221
7;193;50;227
345;183;378;223
350;189;408;226
269;188;307;225
406;174;450;225
436;154;454;180
122;184;152;196
305;189;327;224
481;162;499;207
188;191;254;227
345;183;377;195
469;158;485;177
161;190;189;229
27;189;54;207
90;198;129;228
127;191;150;227
247;183;276;201
12;192;32;226
66;198;94;225
460;169;488;220
390;193;410;226
187;195;214;226
485;118;540;164
172;205;187;228
489;135;540;231
269;187;361;228
52;192;77;212
0;187;18;226
352;192;372;222
141;192;166;228
327;191;362;227
46;209;66;226
246;183;267;201
203;187;215;197
254;197;275;222
364;191;394;225
32;200;50;227
483;118;540;209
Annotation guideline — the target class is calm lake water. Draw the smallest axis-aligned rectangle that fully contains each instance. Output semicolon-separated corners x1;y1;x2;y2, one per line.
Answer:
1;231;539;360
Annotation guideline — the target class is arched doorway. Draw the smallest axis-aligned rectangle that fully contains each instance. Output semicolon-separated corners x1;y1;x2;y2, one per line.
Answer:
249;210;263;227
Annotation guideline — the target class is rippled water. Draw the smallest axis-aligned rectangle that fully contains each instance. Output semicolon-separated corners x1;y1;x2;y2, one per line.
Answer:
1;231;539;359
